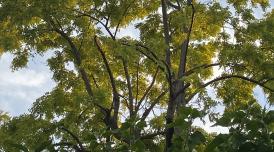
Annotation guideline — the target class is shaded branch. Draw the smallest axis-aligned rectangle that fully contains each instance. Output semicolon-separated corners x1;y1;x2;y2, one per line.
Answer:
261;78;274;84
59;127;85;151
202;75;274;91
178;3;195;77
94;36;120;127
135;59;140;107
91;74;99;88
184;63;248;77
122;59;134;117
114;0;135;38
161;0;171;67
167;0;181;10
134;43;173;96
166;3;195;149
74;10;115;40
48;18;108;112
172;83;191;101
186;75;274;102
136;67;159;111
184;63;220;76
140;89;168;121
121;41;168;73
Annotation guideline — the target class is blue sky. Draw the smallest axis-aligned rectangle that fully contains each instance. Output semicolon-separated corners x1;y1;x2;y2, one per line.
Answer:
0;1;273;133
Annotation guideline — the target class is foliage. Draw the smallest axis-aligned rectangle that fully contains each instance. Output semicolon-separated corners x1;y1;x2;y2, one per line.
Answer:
206;101;274;152
0;0;273;151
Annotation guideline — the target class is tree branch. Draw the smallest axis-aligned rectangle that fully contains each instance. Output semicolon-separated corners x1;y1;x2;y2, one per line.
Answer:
166;0;181;10
122;59;134;117
184;63;248;77
140;89;168;121
161;0;171;67
261;78;274;84
114;0;135;38
172;83;191;101
94;36;120;127
186;75;274;103
48;18;108;112
202;75;274;91
134;43;173;93
74;10;115;40
59;126;85;151
166;3;195;149
91;74;99;88
136;67;159;111
178;3;195;77
184;63;220;76
135;59;140;108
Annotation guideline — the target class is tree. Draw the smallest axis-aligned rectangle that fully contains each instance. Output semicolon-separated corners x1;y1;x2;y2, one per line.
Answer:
0;0;273;151
205;101;274;152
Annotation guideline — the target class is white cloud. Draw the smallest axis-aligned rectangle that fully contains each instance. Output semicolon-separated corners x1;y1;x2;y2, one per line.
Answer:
0;70;48;87
0;53;55;116
116;22;140;39
193;117;229;134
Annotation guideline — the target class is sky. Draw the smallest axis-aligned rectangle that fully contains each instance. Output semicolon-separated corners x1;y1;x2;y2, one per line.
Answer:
0;1;273;133
0;52;55;116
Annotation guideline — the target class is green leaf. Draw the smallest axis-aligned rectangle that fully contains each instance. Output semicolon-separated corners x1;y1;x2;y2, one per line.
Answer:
214;115;232;127
132;140;146;152
264;110;274;124
246;120;264;131
188;131;206;151
5;141;29;152
34;141;51;152
238;142;257;152
270;133;274;140
205;134;228;152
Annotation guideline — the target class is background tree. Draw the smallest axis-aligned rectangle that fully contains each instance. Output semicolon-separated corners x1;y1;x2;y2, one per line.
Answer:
0;0;273;151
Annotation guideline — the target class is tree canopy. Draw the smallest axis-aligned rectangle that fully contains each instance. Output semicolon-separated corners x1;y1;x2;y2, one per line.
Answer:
0;0;274;151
